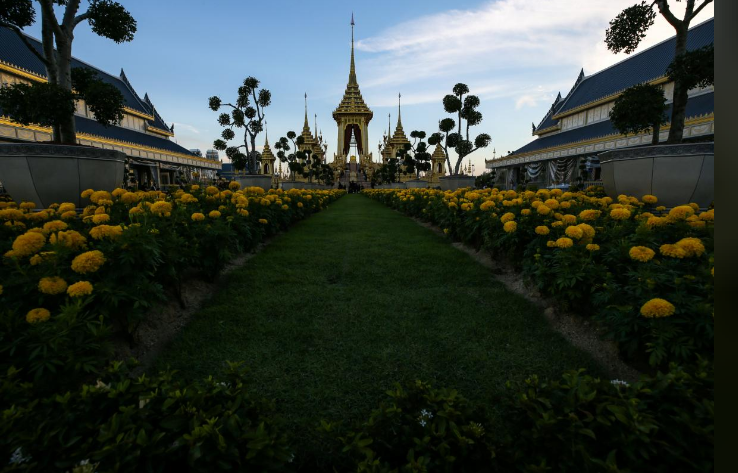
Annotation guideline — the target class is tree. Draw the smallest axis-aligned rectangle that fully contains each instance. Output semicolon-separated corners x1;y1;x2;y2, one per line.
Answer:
430;84;491;175
0;0;136;144
400;130;432;179
610;83;668;145
605;0;713;143
210;77;271;175
273;131;307;181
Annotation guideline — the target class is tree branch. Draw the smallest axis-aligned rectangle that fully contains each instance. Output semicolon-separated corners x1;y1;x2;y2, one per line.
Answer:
73;12;91;28
0;21;50;67
38;0;64;37
62;0;82;30
654;0;683;29
690;0;713;20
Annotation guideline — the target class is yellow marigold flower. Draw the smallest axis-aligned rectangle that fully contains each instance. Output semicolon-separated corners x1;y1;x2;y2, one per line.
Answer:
531;200;541;208
29;251;55;265
0;208;25;221
20;202;36;210
129;207;143;215
447;202;458;209
91;213;110;224
43;220;67;233
479;200;495;211
551;221;563;228
71;250;106;274
698;209;714;222
81;189;94;199
281;204;289;210
260;198;271;206
297;202;304;208
93;206;107;215
148;201;172;216
660;244;687;259
586;244;600;251
629;246;655;262
305;194;312;200
535;226;550;235
668;205;694;220
645;216;666;228
67;281;93;298
12;231;46;257
191;212;205;221
544;198;559;210
640;298;675;318
60;210;76;220
556;237;574;248
443;228;450;234
609;208;631;220
642;194;658;204
501;212;515;223
687;219;706;229
503;221;517;233
208;210;221;219
58;203;76;213
562;214;577;225
576;223;595;239
238;209;249;217
537;204;551;216
675;237;705;257
89;191;111;204
89;225;123;240
49;230;86;250
205;186;219;195
38;276;67;295
688;202;699;211
521;208;531;216
26;308;51;324
191;184;200;191
564;226;584;239
259;218;268;224
229;181;241;190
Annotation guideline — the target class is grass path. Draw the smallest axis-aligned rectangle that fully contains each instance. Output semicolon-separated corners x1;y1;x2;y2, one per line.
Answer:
153;194;602;464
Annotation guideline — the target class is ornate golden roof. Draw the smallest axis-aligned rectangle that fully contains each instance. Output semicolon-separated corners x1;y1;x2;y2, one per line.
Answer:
333;21;373;120
262;133;275;161
431;142;446;161
388;94;409;147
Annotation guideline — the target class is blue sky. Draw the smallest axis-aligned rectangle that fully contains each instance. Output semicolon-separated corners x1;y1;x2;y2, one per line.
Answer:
23;0;714;173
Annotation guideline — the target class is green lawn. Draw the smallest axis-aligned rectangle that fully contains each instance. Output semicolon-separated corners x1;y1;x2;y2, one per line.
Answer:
153;194;602;466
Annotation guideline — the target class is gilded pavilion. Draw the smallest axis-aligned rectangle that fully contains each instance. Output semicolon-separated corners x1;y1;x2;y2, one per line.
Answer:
265;17;445;188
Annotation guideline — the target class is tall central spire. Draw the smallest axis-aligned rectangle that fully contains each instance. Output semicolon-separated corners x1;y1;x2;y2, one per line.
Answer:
349;12;357;85
397;93;402;127
303;92;309;128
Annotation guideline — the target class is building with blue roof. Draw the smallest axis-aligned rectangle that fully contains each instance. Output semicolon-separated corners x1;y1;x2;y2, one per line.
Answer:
0;27;221;189
485;18;714;189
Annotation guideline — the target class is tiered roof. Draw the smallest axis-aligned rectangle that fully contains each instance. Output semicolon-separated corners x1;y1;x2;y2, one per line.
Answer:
333;22;372;120
0;27;195;157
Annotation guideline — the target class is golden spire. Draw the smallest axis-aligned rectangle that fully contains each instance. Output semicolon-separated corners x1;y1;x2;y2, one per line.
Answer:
432;142;445;160
303;92;309;129
397;93;402;128
349;12;357;86
333;14;372;120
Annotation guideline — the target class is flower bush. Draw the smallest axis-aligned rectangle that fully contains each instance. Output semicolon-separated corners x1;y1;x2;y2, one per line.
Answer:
363;187;714;368
0;185;345;390
1;361;293;471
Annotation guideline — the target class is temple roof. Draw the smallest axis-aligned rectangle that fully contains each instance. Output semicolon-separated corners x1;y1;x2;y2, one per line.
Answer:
0;27;189;155
388;96;409;147
533;18;713;134
431;143;446;161
333;22;373;120
512;92;713;158
261;134;275;160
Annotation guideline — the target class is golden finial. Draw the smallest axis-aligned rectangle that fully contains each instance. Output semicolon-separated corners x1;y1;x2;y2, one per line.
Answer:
349;13;357;86
397;93;402;127
304;92;308;128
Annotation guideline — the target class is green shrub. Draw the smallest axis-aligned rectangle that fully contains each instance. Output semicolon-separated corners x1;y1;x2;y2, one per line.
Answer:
325;380;494;472
1;361;293;472
497;360;713;472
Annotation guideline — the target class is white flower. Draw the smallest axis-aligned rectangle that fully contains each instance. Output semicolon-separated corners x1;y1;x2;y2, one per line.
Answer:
9;447;30;464
419;419;427;427
610;379;629;387
420;409;433;419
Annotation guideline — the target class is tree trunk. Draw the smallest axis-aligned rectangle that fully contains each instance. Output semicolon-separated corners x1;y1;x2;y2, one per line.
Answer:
652;122;661;145
667;25;690;144
454;158;462;175
55;34;77;145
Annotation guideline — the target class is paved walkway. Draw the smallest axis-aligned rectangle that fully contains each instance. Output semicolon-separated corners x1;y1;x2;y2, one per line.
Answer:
154;194;600;463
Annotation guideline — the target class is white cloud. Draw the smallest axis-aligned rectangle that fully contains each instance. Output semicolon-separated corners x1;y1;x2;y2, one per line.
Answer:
515;95;538;109
172;122;200;135
355;0;714;97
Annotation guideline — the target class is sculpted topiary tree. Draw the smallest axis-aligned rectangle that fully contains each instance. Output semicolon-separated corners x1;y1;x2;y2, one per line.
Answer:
430;84;491;175
210;77;271;175
273;131;306;181
0;0;137;144
605;0;713;143
610;83;668;145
